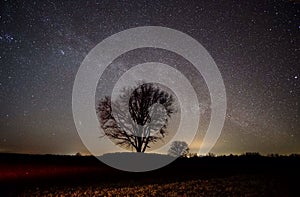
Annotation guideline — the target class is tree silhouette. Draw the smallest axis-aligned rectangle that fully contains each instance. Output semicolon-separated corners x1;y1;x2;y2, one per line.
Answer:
168;141;189;157
97;83;176;152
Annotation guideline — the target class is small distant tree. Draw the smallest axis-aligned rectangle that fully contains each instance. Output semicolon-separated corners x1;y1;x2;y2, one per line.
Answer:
75;152;82;156
289;153;300;157
168;141;189;157
187;152;198;158
207;152;216;157
267;153;279;157
243;152;261;157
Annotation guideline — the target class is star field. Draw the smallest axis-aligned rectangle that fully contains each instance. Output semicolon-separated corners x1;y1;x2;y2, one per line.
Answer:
0;0;299;155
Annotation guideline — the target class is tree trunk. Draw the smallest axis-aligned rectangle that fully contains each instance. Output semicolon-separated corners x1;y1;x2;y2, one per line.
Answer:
136;146;142;152
136;136;142;152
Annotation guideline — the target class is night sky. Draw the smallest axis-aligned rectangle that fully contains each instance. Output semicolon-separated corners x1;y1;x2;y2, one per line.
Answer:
0;0;299;155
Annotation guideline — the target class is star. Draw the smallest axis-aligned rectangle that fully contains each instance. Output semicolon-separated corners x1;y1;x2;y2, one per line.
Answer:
60;49;65;55
2;33;15;43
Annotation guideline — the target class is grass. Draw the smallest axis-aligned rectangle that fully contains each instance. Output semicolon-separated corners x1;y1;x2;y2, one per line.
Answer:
22;175;288;197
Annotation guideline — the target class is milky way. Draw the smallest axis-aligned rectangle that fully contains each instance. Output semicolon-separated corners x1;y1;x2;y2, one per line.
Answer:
0;0;299;155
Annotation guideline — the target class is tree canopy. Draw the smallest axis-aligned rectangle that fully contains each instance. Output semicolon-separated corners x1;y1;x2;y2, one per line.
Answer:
97;83;176;152
168;141;189;157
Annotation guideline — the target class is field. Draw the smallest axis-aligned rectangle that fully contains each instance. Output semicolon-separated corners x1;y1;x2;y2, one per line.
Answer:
1;153;299;196
22;175;290;196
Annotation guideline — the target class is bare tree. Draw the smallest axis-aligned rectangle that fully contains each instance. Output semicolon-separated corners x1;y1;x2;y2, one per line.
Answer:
168;141;189;157
97;83;176;152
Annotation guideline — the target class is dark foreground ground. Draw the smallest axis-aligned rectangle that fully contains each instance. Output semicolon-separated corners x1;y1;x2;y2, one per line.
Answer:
0;153;299;196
